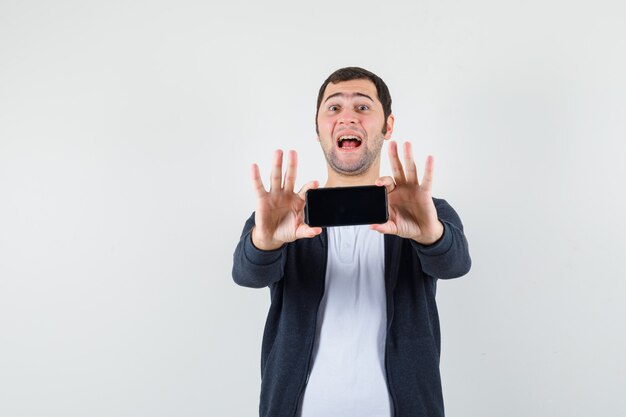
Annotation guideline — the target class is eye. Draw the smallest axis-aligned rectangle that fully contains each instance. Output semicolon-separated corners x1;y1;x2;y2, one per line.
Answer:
357;105;369;111
328;105;339;111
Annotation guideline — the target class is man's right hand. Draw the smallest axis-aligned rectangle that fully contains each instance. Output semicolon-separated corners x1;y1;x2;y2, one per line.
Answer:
250;149;322;251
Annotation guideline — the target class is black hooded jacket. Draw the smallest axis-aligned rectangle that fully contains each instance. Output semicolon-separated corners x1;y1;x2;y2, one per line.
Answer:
232;198;471;417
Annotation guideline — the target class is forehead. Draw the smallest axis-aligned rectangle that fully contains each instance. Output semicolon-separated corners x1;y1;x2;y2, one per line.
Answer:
321;78;379;103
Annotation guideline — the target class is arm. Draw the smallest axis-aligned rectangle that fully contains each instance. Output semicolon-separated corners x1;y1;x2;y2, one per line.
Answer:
232;212;287;288
371;141;471;279
410;198;471;279
232;149;321;288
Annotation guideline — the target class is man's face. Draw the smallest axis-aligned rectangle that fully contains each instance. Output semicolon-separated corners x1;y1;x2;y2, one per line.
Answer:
316;79;393;176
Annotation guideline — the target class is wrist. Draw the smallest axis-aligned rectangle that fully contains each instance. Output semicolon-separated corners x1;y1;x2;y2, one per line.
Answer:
251;227;284;251
412;221;445;246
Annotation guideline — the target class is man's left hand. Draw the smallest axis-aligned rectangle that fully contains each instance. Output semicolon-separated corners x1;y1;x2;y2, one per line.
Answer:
371;141;444;245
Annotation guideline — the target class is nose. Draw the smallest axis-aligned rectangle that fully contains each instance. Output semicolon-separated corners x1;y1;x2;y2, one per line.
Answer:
338;108;358;125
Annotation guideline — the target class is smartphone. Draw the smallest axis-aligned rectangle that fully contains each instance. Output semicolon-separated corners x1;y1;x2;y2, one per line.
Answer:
304;185;388;227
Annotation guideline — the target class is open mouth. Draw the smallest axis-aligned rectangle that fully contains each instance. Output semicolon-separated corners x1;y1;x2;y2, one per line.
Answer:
337;135;363;149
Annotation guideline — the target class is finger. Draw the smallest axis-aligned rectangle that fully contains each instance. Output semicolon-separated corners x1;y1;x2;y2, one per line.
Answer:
421;155;435;192
297;180;319;200
370;220;397;235
270;149;284;191
403;142;419;185
388;141;406;184
375;176;396;194
283;150;298;192
295;224;323;239
251;163;267;197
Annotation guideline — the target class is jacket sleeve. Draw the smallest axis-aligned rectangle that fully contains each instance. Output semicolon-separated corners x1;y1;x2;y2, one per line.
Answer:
231;212;287;288
410;198;472;279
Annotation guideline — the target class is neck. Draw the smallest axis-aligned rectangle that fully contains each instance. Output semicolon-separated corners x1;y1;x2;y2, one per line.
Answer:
324;161;381;187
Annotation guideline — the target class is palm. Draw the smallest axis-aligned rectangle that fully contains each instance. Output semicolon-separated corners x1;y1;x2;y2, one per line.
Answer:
251;150;321;250
372;141;443;245
385;184;437;238
255;191;306;244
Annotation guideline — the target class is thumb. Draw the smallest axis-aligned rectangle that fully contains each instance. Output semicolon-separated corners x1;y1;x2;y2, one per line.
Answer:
370;220;397;235
375;176;396;194
295;224;323;239
298;180;319;200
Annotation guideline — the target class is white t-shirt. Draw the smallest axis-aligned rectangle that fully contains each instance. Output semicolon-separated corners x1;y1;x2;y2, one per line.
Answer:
297;225;392;417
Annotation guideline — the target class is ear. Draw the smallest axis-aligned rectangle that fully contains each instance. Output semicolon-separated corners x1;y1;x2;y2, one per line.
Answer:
383;114;395;140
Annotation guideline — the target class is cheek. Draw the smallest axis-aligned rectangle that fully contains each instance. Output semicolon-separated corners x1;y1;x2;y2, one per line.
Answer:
318;118;335;134
362;121;379;135
365;117;386;135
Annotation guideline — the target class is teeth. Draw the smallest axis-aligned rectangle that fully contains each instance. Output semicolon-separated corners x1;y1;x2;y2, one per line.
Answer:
338;135;362;142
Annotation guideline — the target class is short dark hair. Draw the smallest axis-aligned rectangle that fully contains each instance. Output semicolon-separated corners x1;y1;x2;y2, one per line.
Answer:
315;67;393;134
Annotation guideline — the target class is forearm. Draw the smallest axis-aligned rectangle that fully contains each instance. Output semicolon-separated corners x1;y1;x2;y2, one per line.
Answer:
412;198;472;279
232;213;287;288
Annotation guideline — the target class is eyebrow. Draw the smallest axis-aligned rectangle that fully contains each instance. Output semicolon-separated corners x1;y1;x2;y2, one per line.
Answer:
323;92;375;104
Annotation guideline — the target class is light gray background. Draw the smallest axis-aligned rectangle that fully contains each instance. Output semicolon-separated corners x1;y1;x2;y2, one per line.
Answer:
1;0;625;416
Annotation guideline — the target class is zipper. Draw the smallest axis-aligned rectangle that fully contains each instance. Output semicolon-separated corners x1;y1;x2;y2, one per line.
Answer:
291;236;328;417
384;314;399;416
383;235;399;416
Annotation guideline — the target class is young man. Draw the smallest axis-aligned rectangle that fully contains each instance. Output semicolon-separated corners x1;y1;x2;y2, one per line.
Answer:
232;67;471;417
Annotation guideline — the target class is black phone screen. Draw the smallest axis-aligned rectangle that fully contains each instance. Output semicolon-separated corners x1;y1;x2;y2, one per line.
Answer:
304;185;388;227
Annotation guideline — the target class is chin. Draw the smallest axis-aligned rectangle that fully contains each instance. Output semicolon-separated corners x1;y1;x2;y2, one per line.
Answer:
323;146;377;177
329;159;371;176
